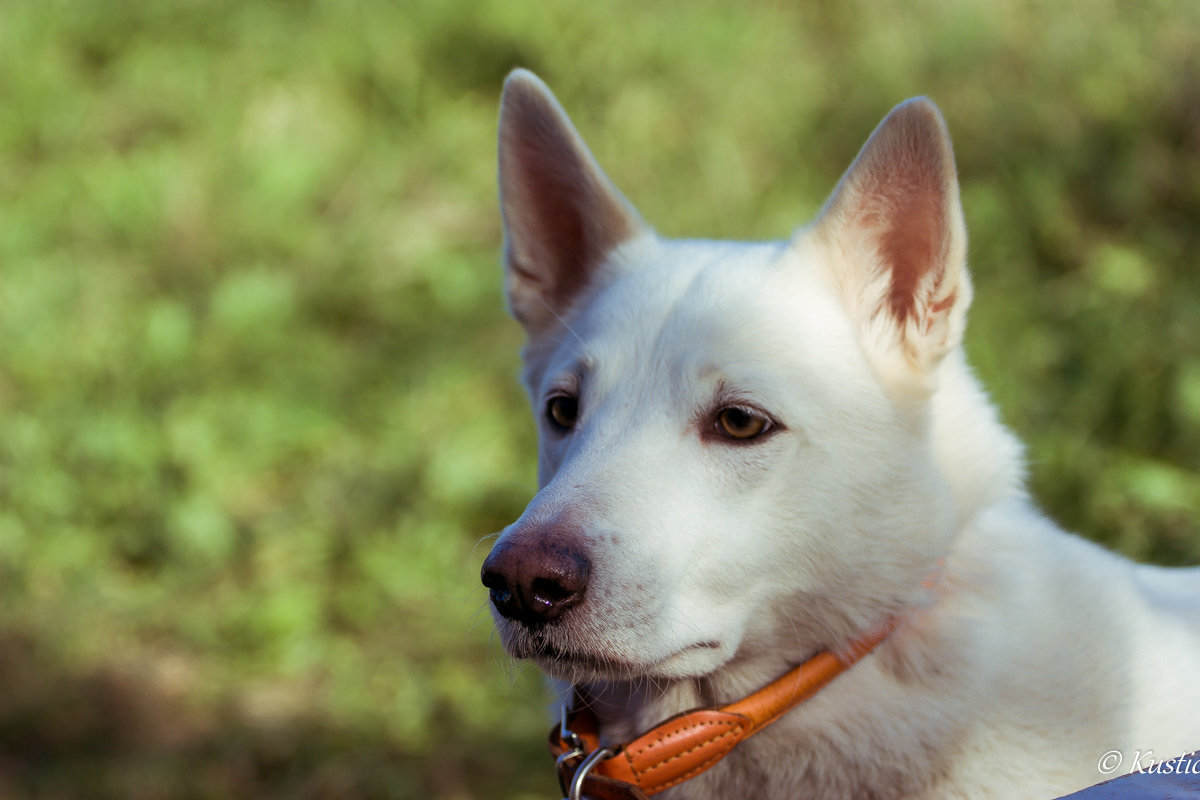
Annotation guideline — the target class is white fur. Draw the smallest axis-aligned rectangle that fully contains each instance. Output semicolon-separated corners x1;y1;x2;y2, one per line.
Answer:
486;69;1200;799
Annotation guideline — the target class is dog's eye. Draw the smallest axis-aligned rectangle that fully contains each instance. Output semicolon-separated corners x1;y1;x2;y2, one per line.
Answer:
546;395;579;431
715;407;769;441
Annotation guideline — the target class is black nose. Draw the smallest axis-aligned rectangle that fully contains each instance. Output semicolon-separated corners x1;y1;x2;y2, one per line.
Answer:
481;536;589;626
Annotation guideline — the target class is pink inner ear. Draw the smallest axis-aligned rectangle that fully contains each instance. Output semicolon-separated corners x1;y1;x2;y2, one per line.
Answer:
879;178;948;324
813;98;968;366
504;110;594;308
500;80;641;322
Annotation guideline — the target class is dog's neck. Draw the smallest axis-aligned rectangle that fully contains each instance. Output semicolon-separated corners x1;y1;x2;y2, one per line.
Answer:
572;600;906;740
564;633;898;797
567;603;963;799
930;348;1028;520
573;671;726;744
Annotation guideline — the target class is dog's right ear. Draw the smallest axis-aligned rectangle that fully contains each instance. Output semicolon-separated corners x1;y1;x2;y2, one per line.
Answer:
808;97;970;387
498;70;647;334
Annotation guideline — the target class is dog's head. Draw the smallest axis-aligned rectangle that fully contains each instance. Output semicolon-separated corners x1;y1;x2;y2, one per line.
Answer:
482;70;979;684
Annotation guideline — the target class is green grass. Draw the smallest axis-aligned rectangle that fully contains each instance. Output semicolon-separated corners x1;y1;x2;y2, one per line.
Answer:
0;1;1197;797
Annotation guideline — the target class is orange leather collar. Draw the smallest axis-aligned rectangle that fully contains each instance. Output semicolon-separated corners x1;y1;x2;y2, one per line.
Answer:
549;619;897;799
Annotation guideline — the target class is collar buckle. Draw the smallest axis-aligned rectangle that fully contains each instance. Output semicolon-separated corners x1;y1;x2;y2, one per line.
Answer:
562;745;614;800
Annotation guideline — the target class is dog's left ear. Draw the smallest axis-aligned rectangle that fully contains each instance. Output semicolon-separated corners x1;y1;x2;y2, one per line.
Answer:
498;70;648;334
810;98;970;383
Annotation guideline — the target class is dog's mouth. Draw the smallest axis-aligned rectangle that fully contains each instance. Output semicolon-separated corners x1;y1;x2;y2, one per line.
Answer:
512;635;727;681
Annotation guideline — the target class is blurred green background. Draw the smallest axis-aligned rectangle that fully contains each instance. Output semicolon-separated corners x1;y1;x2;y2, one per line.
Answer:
0;1;1197;798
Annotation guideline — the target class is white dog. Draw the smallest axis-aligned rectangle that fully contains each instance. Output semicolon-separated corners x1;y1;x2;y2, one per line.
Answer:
481;69;1200;799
